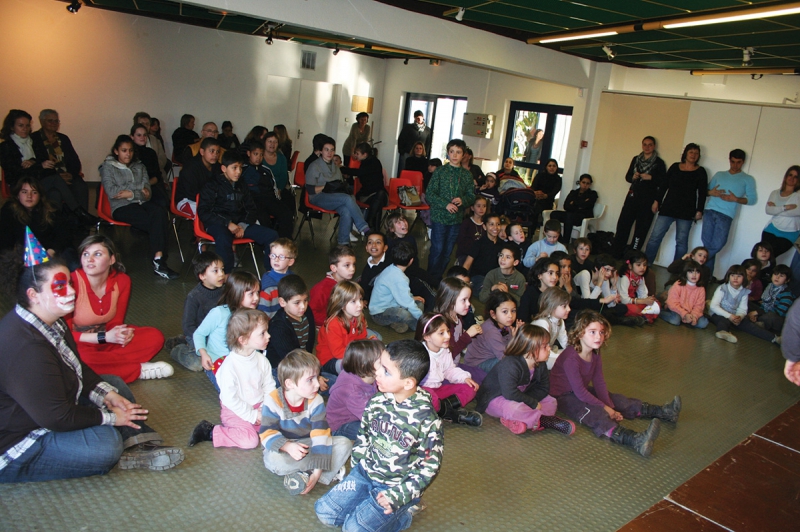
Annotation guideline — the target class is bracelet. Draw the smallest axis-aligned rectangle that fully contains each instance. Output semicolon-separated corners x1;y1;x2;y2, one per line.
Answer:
97;331;106;344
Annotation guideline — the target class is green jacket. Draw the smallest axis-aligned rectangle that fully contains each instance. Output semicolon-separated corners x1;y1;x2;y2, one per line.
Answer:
427;164;475;225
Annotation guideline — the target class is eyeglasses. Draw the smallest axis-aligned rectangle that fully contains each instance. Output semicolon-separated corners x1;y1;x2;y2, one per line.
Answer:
269;254;294;261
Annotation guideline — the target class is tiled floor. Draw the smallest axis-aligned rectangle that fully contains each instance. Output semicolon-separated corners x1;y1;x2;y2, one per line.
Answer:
1;194;799;531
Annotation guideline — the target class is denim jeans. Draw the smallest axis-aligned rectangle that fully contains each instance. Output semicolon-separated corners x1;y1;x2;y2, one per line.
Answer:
315;462;417;532
332;420;361;441
308;192;369;244
428;222;461;281
170;341;203;372
701;209;733;273
206;369;220;393
660;309;708;329
645;215;693;264
205;223;278;274
371;304;422;330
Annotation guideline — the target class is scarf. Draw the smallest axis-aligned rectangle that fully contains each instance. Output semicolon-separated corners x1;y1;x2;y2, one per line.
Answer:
634;150;659;176
11;133;35;161
625;270;643;299
761;283;786;312
39;131;67;173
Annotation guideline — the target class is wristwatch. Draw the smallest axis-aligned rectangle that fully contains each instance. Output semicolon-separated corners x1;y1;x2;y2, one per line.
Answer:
97;331;106;344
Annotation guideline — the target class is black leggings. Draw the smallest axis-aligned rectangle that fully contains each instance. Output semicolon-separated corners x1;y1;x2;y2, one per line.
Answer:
112;201;169;257
550;211;589;244
357;190;389;231
613;196;655;258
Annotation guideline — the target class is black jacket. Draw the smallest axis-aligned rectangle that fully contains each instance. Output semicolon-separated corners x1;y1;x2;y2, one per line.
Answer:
176;155;218;204
531;171;562;209
562;189;598;217
266;308;316;368
134;145;162;185
397;123;432;156
198;174;257;228
31;130;82;178
476;355;550;413
0;139;43;189
624;155;667;205
656;163;708;220
341;156;384;196
171;127;199;163
0;201;73;254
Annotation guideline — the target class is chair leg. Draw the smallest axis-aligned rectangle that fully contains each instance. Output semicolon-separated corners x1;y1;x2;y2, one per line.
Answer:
172;218;185;263
248;243;260;278
294;213;309;241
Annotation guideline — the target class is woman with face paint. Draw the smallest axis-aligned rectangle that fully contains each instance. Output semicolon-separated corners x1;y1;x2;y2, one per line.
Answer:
0;247;184;482
65;235;173;383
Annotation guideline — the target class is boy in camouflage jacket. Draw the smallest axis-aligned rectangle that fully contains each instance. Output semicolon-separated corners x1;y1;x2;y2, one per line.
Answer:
315;339;443;531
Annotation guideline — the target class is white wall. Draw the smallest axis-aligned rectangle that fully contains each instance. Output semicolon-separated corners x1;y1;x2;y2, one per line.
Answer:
0;0;386;181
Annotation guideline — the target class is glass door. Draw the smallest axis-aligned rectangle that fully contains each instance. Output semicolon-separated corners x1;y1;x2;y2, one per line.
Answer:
503;101;573;184
402;93;468;162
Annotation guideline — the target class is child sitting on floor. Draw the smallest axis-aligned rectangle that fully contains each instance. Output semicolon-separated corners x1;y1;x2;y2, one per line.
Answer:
309;245;357;327
463;291;523;373
531;287;571;369
522;219;567;268
369;242;424;333
326;340;383;441
618;250;659;322
506;222;530;278
188;309;276;449
315;340;443;531
752;241;774;288
479;243;526;304
419;312;482;426
455;196;488;266
358;231;389;302
258;238;297;318
661;261;708;329
746;264;794;341
476;324;575;435
743;258;764;310
462;213;504;293
266;275;317;382
260;349;353;495
550;310;681;457
317;281;368;376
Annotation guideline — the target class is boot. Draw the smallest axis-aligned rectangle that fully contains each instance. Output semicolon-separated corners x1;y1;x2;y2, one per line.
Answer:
438;396;482;427
74;206;100;227
187;420;215;446
610;419;661;457
617;316;647;327
538;415;576;435
641;395;681;423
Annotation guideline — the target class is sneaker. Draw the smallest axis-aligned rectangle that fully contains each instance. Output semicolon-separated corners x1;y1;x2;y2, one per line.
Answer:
500;417;527;434
187;420;215;446
164;335;187;351
408;498;427;516
284;471;309;495
140;361;174;380
457;410;483;427
389;322;409;333
349;232;360;243
539;415;576;435
118;443;184;471
715;330;738;344
773;335;782;345
332;465;346;483
153;257;179;280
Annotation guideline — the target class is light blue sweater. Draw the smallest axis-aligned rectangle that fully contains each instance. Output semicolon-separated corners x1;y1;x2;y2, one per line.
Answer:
706;170;757;219
522;239;567;268
193;305;232;362
369;265;422;319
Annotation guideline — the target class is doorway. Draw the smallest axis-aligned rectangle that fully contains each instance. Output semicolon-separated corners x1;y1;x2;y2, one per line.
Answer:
402;93;468;162
503;101;573;182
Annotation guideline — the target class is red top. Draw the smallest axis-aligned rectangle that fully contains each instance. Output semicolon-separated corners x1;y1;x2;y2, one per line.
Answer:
309;274;337;326
66;269;130;336
316;316;367;366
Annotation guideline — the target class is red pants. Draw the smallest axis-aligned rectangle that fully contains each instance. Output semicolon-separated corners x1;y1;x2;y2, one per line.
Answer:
624;303;656;323
422;382;477;411
78;326;164;383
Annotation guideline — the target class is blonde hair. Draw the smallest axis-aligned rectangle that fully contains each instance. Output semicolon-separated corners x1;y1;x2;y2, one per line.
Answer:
505;324;550;362
533;287;571;322
277;349;320;388
270;237;298;258
226;308;269;351
325;281;366;335
567;310;611;350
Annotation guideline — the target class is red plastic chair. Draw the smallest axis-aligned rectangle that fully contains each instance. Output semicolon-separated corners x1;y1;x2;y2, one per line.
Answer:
1;169;11;199
354;178;398;219
193;194;260;277
389;176;429;234
348;158;361;169
168;176;192;262
288;150;299;173
399;170;424;193
293;162;340;247
96;184;132;234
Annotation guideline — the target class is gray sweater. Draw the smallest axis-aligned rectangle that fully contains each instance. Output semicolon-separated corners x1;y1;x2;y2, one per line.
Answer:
99;157;152;214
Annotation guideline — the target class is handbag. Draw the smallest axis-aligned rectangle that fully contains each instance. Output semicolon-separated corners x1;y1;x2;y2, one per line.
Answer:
322;179;349;194
398;185;423;206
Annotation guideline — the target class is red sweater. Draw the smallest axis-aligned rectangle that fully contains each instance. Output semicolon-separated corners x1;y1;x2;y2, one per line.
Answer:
666;282;706;319
309;274;338;326
316;316;367;366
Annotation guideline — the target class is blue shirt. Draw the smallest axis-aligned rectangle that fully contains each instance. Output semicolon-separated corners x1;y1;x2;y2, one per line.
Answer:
706;170;757;219
522;239;567;268
369;265;422;319
193;305;232;362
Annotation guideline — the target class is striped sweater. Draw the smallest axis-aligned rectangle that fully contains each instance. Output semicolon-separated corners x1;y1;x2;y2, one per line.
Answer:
259;388;332;471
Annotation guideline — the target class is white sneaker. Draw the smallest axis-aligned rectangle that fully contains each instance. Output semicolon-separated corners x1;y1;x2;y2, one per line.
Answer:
333;465;346;483
349;232;359;243
774;335;782;345
715;331;738;344
140;361;174;379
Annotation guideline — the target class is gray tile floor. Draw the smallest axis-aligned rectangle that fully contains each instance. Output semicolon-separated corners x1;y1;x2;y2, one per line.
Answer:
1;206;798;531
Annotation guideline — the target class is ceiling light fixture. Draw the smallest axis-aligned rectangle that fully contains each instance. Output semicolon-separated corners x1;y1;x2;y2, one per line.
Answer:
691;67;800;76
333;45;339;55
455;7;466;22
602;45;616;60
742;47;754;66
67;1;82;14
404;58;409;65
530;1;800;44
265;31;273;45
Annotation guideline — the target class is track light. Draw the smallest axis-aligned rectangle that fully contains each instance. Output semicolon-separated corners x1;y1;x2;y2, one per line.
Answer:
742;47;754;66
455;7;466;21
67;1;81;14
404;58;409;65
602;45;616;60
333;45;339;56
265;31;273;45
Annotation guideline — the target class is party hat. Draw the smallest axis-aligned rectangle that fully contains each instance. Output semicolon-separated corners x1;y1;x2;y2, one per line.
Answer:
23;227;49;267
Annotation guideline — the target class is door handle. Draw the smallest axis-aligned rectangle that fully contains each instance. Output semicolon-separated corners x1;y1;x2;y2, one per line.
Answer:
297;129;303;140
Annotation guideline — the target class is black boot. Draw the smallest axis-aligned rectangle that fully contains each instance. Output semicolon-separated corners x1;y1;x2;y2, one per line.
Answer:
187;420;215;446
641;395;681;423
437;396;482;427
610;419;661;457
539;415;575;435
74;206;100;227
616;316;646;327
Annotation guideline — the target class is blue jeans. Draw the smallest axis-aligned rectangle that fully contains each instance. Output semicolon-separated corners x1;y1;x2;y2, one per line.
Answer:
660;309;708;329
315;463;417;532
170;341;203;372
371;305;422;330
478;357;500;374
646;215;693;264
309;192;369;244
333;420;361;441
205;223;278;274
701;209;733;273
428;222;460;281
205;369;220;393
792;251;800;298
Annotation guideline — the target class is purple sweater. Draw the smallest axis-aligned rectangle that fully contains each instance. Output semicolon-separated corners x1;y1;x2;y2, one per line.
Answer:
462;319;510;367
325;370;377;431
549;346;613;408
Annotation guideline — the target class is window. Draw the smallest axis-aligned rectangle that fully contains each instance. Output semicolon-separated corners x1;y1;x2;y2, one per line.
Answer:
503;101;573;182
403;93;468;160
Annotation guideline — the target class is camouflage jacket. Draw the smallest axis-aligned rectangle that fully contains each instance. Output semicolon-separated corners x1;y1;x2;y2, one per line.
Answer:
352;389;443;508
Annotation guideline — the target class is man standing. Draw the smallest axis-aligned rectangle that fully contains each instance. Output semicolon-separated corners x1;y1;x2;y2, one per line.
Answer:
701;149;757;273
397;110;431;175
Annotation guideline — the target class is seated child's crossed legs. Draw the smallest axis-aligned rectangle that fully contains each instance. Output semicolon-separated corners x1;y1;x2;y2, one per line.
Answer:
422;383;476;411
263;436;352;485
485;395;557;431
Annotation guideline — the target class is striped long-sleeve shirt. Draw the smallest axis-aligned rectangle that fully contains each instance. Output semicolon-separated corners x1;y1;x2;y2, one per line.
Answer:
760;283;795;317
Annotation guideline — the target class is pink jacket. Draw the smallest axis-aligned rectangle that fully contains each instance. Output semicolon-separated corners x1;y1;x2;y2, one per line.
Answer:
666;282;706;318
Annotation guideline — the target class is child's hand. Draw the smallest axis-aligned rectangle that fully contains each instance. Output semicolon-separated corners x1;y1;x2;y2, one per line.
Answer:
538;252;548;259
466;324;483;337
604;405;622;421
318;375;329;392
413;296;425;303
492;283;508;293
642;295;656;305
199;350;213;371
682;313;693;324
445;202;459;213
509;319;525;335
376;492;394;514
748;311;758;322
280;441;309;461
301;469;322;495
465;378;479;391
730;314;743;325
681;253;692;260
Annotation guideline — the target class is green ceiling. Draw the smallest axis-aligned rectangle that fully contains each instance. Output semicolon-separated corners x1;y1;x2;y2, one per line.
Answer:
67;0;800;70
